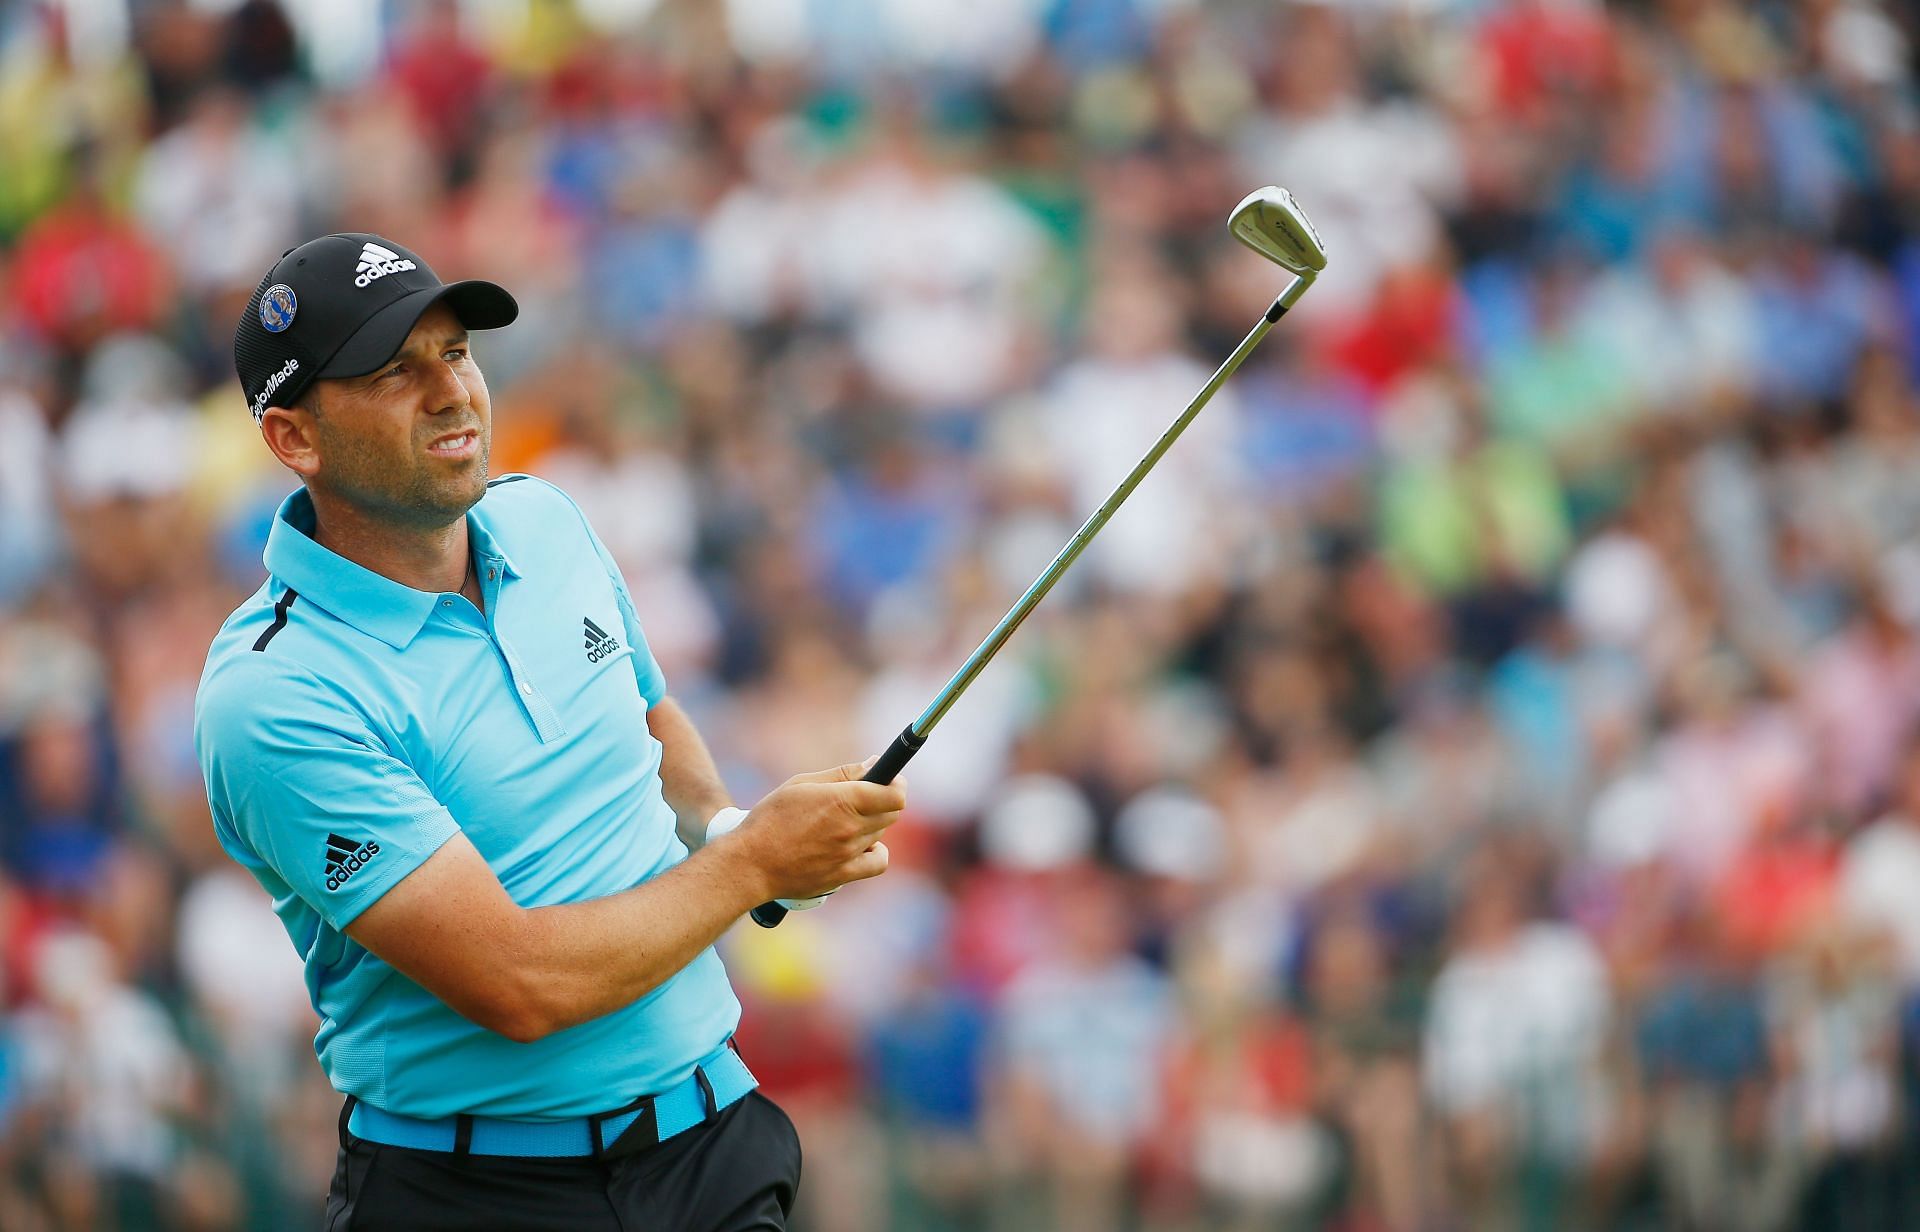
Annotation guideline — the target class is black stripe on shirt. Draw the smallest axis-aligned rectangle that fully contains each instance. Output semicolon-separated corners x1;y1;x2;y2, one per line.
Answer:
252;588;298;652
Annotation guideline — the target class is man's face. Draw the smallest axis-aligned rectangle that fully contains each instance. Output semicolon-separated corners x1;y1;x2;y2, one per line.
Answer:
300;303;491;528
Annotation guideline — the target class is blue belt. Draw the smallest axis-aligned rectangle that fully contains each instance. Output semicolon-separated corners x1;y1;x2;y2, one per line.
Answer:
347;1042;756;1158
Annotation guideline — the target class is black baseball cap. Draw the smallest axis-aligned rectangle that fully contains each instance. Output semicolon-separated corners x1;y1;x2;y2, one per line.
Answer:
234;233;518;422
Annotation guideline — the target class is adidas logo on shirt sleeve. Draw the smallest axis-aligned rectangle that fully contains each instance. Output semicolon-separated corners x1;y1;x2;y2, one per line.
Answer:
324;832;382;891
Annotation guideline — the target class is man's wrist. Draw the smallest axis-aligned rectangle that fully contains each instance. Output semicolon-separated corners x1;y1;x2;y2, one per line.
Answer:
703;805;750;845
697;806;776;907
700;806;830;912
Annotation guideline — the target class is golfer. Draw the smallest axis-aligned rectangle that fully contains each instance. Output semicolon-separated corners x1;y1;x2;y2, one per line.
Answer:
194;234;903;1230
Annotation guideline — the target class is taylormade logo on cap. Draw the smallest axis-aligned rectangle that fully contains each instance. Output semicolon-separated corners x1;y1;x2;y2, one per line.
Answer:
355;242;417;288
251;357;300;421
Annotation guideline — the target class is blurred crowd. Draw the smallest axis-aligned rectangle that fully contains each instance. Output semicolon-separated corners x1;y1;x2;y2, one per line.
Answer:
5;0;1920;1228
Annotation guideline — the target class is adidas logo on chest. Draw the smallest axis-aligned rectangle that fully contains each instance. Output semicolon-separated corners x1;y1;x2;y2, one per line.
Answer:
355;241;417;288
584;616;622;663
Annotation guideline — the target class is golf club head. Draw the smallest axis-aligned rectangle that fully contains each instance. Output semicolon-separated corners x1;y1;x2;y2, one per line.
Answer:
1229;186;1327;277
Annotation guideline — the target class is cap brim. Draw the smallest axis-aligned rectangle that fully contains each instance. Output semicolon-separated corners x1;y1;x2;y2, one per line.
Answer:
316;280;519;380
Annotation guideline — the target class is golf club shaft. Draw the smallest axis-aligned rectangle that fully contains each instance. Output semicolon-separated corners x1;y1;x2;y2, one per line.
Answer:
749;275;1310;929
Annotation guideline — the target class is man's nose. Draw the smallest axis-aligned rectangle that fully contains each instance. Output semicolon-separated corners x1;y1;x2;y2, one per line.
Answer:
424;359;470;412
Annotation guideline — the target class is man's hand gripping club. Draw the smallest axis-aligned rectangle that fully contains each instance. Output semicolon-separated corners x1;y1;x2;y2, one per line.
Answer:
705;759;903;912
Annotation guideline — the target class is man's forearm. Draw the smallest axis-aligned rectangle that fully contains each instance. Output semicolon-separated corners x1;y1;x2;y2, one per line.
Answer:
346;764;901;1043
647;696;733;849
506;836;771;1039
345;826;772;1044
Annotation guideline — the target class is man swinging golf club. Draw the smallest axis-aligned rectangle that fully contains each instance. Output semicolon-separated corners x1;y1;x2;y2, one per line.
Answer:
194;187;1323;1229
196;233;902;1230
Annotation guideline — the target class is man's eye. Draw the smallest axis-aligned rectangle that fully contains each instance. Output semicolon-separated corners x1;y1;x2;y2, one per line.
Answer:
380;365;405;380
446;349;468;362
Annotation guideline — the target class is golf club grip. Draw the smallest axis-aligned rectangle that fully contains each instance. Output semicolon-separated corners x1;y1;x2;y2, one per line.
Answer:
747;902;789;928
750;727;927;929
863;725;927;786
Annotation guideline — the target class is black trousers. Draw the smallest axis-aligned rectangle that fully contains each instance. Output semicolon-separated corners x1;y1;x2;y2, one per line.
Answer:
323;1091;802;1231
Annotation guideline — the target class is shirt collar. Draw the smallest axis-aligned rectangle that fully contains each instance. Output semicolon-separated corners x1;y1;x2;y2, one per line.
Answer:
467;493;521;582
263;488;515;651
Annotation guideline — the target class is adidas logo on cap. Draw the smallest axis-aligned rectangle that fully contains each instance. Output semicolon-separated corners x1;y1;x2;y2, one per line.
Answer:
323;832;382;891
354;241;417;288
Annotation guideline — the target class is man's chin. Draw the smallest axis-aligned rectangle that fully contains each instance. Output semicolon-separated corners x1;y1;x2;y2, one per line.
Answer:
398;467;489;527
315;451;490;529
440;471;490;518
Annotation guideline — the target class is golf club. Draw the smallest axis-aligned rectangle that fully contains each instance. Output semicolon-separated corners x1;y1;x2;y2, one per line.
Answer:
751;186;1328;928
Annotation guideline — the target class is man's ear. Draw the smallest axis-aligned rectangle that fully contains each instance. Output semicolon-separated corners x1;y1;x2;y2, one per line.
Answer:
260;405;321;479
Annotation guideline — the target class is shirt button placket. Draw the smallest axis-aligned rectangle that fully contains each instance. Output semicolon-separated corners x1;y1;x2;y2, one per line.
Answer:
498;641;562;742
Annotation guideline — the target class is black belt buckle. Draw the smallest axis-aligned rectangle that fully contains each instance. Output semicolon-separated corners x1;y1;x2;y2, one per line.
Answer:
592;1093;658;1161
595;1058;726;1161
694;1065;717;1118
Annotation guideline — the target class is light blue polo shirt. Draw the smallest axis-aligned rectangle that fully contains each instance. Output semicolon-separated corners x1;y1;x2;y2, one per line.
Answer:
194;474;740;1120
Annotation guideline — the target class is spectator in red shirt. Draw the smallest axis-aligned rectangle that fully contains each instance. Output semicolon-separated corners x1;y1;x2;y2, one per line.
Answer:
383;0;494;172
9;151;168;362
